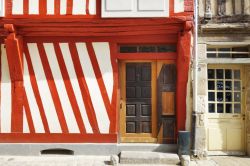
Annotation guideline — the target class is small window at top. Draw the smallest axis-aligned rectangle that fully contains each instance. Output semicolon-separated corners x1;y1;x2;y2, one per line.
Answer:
207;46;250;58
119;44;176;53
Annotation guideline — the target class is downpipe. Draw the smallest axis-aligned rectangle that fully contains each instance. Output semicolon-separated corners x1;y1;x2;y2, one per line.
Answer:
191;0;199;158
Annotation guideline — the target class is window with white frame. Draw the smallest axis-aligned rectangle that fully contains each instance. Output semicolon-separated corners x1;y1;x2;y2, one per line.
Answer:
207;68;242;114
207;46;250;58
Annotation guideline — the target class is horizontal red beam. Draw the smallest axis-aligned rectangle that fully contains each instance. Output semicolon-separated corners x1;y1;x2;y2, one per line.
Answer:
1;17;193;26
0;134;117;143
22;35;178;43
116;53;177;60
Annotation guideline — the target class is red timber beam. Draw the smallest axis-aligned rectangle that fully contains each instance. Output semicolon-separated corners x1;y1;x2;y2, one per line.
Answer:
4;24;24;133
176;21;193;133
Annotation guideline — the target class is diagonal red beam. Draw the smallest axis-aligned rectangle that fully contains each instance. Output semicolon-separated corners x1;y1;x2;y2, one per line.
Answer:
37;42;69;133
69;42;100;133
54;42;86;134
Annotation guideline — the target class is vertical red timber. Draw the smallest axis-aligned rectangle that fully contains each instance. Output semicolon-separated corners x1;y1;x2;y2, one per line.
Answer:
176;21;193;132
4;24;24;132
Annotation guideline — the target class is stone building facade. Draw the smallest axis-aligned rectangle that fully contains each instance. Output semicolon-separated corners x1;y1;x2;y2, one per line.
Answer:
193;0;250;158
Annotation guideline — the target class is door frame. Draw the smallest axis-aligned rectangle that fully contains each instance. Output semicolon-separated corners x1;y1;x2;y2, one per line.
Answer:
119;60;176;143
206;64;246;154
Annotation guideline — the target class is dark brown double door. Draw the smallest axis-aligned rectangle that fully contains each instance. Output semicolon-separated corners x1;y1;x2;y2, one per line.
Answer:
120;61;176;143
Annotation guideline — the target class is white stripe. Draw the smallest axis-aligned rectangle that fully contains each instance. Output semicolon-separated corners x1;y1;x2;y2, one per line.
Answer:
0;45;12;133
60;0;67;15
29;0;39;14
43;43;80;133
12;0;23;14
59;43;93;133
92;43;113;102
89;0;96;15
27;43;62;133
47;0;55;15
23;108;30;133
23;56;45;133
76;43;110;133
73;0;86;15
174;0;184;13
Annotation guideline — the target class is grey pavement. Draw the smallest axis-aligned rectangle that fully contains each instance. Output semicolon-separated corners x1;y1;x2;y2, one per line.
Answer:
191;156;250;166
0;155;111;166
0;155;250;166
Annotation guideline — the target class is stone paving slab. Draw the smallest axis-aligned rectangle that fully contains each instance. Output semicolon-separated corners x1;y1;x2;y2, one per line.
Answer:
0;155;111;166
120;151;180;165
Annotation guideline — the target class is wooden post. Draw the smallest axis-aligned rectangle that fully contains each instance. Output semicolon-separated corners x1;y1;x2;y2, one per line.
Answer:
4;24;24;133
176;21;193;132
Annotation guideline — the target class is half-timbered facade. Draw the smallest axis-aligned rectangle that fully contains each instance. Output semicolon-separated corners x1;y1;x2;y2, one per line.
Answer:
0;0;193;154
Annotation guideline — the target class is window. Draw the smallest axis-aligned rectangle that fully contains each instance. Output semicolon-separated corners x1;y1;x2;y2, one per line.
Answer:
207;46;250;58
208;68;242;114
119;45;176;53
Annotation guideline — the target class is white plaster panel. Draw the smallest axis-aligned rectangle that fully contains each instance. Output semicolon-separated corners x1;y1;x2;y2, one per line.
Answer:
12;0;23;15
89;0;96;15
29;0;39;14
138;0;165;11
174;0;184;13
73;0;86;15
23;109;30;133
0;45;12;133
92;42;113;102
47;0;55;15
0;0;4;16
60;0;67;15
76;43;110;133
106;0;133;11
23;57;45;133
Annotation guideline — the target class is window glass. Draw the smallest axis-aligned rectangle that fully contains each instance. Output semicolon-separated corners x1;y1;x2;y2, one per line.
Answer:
208;68;242;114
120;46;137;53
119;44;177;53
216;69;224;79
208;69;215;79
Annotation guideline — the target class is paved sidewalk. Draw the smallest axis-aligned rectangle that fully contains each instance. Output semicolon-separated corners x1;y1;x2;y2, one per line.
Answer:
0;155;111;166
191;156;250;166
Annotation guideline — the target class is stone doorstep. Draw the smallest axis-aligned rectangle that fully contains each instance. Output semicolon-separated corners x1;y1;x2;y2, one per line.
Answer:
119;151;180;165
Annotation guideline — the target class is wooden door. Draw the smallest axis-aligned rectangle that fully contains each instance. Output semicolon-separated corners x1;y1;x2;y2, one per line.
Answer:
120;61;157;143
207;65;245;154
157;61;176;144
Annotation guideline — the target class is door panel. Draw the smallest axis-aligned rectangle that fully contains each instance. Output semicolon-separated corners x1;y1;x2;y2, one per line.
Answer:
126;63;152;134
157;62;176;144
